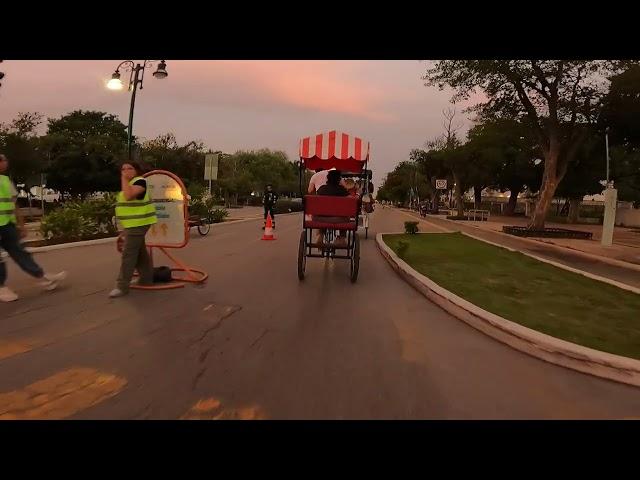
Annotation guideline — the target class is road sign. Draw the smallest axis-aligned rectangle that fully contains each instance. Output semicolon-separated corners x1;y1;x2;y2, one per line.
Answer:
436;179;447;190
204;153;219;181
144;171;189;248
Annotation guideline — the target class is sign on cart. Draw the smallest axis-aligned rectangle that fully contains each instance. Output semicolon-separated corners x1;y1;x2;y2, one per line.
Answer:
436;179;447;190
144;171;189;248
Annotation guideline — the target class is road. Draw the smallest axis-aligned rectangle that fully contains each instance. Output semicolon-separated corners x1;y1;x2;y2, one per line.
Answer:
1;207;640;419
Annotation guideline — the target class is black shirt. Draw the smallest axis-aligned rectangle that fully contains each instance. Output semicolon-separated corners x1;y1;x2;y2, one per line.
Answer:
133;179;147;200
317;183;348;196
264;191;278;206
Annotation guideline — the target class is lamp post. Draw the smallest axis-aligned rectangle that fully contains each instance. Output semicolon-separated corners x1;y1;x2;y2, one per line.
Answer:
107;60;168;161
601;127;617;246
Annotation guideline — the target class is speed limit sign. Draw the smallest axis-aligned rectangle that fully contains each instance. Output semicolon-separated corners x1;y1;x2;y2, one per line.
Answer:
436;179;447;189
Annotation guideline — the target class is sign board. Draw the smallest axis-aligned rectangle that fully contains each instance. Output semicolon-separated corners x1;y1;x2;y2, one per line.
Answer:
204;153;219;181
435;179;447;190
144;171;189;248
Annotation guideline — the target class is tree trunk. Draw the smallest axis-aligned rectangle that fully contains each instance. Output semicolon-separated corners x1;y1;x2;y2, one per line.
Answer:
529;182;557;229
473;185;482;209
453;171;464;217
568;197;581;224
504;189;519;216
529;148;562;230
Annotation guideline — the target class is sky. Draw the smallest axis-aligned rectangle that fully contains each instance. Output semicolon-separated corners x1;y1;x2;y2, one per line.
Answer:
0;60;474;186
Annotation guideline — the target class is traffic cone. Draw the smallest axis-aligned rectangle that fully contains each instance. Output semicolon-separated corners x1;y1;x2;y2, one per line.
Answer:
261;212;276;240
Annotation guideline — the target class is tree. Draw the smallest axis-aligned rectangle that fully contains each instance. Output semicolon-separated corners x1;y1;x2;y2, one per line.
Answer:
41;110;128;198
424;106;469;217
140;133;206;187
465;118;542;215
555;131;606;222
215;149;298;205
600;66;640;206
424;60;632;229
377;161;432;205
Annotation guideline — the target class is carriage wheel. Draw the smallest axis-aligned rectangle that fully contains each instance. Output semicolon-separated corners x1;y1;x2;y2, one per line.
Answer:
197;222;211;236
297;231;307;280
350;233;360;283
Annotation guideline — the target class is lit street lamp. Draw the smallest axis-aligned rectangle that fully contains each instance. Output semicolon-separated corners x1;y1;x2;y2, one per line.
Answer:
106;60;168;160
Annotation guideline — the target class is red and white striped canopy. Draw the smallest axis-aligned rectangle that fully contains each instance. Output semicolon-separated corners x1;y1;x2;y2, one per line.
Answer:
299;131;370;172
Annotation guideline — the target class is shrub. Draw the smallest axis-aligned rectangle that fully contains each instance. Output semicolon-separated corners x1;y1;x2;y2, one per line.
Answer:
396;240;410;259
189;192;229;223
209;208;229;223
40;208;99;242
274;199;304;214
404;221;419;234
40;194;117;242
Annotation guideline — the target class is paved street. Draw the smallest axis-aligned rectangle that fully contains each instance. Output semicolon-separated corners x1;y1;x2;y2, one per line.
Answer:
2;207;640;419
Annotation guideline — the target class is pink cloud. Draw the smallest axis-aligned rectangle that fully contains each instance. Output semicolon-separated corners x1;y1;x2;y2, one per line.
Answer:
170;61;395;122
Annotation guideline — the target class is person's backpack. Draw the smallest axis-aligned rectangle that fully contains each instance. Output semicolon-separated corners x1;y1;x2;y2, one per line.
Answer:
153;266;173;283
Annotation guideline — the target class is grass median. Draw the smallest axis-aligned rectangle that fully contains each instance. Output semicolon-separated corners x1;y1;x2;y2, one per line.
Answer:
384;232;640;360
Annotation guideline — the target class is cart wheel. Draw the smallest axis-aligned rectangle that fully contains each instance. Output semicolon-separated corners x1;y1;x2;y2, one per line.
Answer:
197;222;211;236
350;233;360;283
297;231;306;280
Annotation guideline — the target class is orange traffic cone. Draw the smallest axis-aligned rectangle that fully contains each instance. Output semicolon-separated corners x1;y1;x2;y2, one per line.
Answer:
261;212;276;240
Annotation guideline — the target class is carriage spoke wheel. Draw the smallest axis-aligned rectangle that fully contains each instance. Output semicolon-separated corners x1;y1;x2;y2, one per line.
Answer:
350;233;360;283
297;231;306;280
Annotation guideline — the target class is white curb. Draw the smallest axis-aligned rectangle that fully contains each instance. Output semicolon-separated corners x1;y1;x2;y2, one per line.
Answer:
376;232;640;388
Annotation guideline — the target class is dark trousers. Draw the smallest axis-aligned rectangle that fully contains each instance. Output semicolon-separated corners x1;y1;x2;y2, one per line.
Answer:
116;225;153;293
0;222;44;286
264;205;275;224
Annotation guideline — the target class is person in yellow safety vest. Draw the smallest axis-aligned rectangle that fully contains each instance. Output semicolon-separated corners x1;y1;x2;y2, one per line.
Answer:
0;154;67;303
110;161;157;298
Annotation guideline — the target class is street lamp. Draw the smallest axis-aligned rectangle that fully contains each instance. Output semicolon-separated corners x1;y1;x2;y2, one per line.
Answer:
106;60;168;160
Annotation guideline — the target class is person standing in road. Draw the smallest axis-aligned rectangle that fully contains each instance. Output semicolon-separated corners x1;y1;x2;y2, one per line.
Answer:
110;161;157;298
263;183;278;230
0;153;67;302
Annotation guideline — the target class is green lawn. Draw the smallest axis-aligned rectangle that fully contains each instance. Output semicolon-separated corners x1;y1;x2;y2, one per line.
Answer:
384;232;640;360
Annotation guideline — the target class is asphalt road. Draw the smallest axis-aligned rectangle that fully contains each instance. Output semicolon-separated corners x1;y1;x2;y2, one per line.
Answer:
1;208;640;419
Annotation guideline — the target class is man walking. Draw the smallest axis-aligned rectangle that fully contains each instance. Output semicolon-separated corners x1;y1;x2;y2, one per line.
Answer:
0;154;67;302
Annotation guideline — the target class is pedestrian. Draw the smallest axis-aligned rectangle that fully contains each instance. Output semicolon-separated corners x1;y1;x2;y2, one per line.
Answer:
109;161;157;298
316;170;350;247
0;153;67;302
263;183;278;230
308;168;331;194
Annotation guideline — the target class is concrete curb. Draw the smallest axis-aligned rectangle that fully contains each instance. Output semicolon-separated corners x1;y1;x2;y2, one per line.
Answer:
376;232;640;388
419;211;640;273
24;236;118;253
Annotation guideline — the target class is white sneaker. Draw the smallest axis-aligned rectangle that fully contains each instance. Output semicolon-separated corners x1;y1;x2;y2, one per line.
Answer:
0;286;19;302
41;271;68;292
109;288;127;298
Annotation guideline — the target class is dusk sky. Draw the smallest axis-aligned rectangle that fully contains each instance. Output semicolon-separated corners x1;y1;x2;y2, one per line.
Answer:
0;60;474;186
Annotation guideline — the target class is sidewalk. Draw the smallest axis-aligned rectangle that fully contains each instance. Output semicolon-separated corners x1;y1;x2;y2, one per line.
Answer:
454;215;640;266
